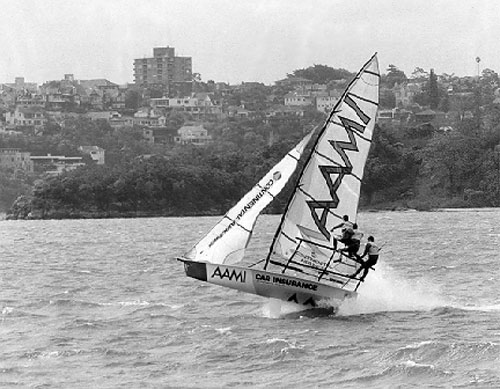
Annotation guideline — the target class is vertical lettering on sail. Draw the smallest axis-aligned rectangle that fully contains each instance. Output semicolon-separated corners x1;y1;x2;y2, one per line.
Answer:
307;92;372;240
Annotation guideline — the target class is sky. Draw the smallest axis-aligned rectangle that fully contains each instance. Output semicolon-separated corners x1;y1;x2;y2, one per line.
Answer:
0;0;499;85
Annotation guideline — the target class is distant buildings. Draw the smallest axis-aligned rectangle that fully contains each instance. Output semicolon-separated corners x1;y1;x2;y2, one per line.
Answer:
3;44;494;160
0;148;33;173
133;46;192;96
2;77;38;94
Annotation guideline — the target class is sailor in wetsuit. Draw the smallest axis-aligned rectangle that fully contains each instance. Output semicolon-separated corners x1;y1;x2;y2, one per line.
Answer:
330;215;354;250
351;235;380;281
343;223;363;260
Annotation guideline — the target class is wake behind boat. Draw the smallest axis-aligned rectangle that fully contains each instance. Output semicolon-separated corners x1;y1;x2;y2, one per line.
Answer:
178;54;380;307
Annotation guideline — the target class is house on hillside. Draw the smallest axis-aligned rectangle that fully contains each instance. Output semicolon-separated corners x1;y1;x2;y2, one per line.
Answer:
414;109;446;125
15;93;45;107
143;127;178;145
264;105;305;125
284;92;313;107
30;154;84;175
316;90;342;113
227;105;255;119
0;148;33;173
377;109;396;124
79;146;105;165
133;108;167;127
174;124;212;145
5;106;47;129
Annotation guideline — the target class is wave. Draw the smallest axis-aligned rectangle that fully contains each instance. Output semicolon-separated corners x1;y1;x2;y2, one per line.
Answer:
459;303;500;312
1;306;49;319
263;338;306;360
389;339;500;366
48;298;102;309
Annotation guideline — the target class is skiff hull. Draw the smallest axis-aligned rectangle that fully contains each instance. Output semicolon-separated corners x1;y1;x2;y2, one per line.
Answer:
180;259;356;307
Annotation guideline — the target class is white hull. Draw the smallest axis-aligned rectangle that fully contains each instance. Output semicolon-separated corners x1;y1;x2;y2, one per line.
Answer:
180;259;357;307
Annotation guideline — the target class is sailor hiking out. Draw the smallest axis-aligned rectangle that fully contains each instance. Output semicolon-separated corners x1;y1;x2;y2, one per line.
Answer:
341;223;363;260
351;236;380;281
331;215;354;250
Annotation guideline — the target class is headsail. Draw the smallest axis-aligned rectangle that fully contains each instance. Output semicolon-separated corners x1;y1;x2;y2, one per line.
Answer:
265;54;380;277
182;131;314;265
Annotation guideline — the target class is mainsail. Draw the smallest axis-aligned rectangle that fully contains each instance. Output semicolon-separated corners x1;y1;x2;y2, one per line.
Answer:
183;131;314;265
264;54;380;279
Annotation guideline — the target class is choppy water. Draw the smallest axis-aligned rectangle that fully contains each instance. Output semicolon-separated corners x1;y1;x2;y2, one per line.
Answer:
1;210;499;388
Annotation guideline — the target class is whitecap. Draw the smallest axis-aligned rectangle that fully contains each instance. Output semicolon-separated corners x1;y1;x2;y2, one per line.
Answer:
266;338;289;345
401;340;435;350
215;327;232;334
402;360;436;370
2;307;14;315
460;304;500;312
117;300;150;307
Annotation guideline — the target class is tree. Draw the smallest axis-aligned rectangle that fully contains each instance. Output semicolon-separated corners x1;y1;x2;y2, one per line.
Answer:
411;67;429;81
125;89;141;110
421;131;484;197
479;68;499;105
428;69;439;109
290;65;353;84
384;65;408;88
362;125;418;205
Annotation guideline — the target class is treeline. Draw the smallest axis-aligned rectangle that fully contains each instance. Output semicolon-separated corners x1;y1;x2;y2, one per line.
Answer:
9;114;500;220
9;136;304;219
364;119;500;209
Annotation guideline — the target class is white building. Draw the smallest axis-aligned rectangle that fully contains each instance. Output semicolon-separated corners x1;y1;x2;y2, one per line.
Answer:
79;146;105;165
174;124;212;146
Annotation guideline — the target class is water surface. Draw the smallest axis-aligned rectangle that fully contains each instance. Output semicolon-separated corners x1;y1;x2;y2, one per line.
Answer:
1;210;499;388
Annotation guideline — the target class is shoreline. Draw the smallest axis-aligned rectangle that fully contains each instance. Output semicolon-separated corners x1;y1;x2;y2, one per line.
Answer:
4;205;500;221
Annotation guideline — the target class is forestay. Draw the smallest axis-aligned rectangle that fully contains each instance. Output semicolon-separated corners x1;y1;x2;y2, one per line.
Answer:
183;131;314;265
265;54;380;277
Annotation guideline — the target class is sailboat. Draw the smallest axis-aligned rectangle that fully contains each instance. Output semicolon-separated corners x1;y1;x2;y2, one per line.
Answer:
178;54;380;307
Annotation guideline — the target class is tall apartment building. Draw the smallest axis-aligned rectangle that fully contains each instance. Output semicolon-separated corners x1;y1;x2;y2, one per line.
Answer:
133;47;192;96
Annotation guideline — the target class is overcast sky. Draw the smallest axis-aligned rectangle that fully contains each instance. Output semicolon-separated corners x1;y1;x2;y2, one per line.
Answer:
0;0;498;85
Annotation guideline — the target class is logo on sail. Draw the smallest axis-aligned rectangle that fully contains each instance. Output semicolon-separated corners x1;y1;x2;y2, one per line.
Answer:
308;93;373;240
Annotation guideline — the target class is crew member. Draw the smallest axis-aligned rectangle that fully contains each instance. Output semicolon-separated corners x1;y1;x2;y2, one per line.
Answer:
331;215;354;250
351;235;380;281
